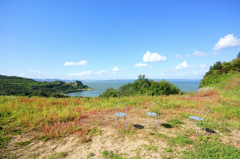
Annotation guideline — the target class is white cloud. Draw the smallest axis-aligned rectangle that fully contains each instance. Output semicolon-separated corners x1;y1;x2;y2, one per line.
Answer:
29;70;43;74
199;64;206;68
13;70;46;79
193;50;207;56
193;71;198;74
95;70;107;75
176;54;183;58
193;70;206;75
113;66;120;72
134;63;148;68
68;71;92;77
175;66;181;69
64;60;88;66
124;69;128;71
19;72;26;77
143;51;166;62
175;61;189;69
68;70;107;77
213;34;240;50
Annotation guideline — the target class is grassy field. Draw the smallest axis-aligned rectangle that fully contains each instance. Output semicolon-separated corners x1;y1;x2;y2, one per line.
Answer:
0;73;240;158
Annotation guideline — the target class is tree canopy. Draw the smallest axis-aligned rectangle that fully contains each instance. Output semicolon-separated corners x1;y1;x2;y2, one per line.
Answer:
101;75;182;98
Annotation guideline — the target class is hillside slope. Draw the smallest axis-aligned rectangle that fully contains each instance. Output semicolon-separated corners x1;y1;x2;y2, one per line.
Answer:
199;56;240;102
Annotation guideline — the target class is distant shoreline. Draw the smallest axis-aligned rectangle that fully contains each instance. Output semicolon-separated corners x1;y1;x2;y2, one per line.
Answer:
35;78;202;83
64;88;93;93
64;88;94;96
67;80;201;97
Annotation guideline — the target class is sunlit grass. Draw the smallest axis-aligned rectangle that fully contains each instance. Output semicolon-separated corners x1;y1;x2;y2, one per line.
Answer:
1;88;239;139
0;73;239;158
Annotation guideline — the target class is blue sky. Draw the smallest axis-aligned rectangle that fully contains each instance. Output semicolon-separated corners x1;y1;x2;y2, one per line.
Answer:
0;0;240;80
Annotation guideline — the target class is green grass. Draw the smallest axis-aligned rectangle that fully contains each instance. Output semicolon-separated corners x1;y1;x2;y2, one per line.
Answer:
87;152;95;158
182;140;240;159
167;118;184;127
0;152;18;159
101;150;125;159
158;133;167;138
168;135;193;147
43;152;68;159
201;72;240;102
0;72;239;158
0;136;12;148
28;153;39;159
15;140;31;147
0;90;239;139
142;144;158;152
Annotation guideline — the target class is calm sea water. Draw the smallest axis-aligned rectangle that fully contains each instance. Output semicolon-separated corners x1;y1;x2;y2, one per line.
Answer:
67;79;201;97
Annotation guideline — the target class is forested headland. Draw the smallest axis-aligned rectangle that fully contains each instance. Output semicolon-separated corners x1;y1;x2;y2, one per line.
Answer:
0;75;91;97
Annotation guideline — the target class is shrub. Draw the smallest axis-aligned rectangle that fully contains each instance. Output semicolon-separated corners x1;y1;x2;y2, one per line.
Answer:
149;80;181;96
100;87;118;98
104;75;182;97
118;83;133;97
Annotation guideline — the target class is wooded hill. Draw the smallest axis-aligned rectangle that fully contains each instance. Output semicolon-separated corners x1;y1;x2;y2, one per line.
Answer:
0;75;90;97
200;53;240;88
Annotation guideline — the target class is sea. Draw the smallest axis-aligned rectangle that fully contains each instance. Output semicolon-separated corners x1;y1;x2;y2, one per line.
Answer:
67;79;201;97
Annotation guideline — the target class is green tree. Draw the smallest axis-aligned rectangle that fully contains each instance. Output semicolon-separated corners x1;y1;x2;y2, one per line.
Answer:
132;75;151;95
100;88;118;98
119;83;133;97
110;75;182;97
232;58;240;70
220;62;232;73
212;61;222;70
149;80;180;95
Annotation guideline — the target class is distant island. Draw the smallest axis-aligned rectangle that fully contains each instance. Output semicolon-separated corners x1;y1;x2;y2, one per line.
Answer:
0;75;92;97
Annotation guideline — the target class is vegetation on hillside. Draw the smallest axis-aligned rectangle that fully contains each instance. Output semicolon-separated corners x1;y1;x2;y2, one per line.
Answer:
0;54;240;158
0;75;90;97
200;53;240;88
0;74;239;158
101;75;181;98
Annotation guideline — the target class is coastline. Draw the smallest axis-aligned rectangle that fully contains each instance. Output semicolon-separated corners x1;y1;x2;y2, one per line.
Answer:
67;80;201;97
63;88;94;96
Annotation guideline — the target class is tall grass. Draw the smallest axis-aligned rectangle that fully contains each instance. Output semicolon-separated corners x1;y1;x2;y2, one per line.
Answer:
0;73;239;144
1;92;239;138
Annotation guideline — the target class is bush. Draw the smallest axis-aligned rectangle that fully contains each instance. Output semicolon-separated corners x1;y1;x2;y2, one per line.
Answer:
101;75;182;97
100;87;118;98
118;83;133;97
149;80;181;96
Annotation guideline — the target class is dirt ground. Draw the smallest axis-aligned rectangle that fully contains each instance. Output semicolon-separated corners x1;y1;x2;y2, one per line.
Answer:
3;110;240;159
